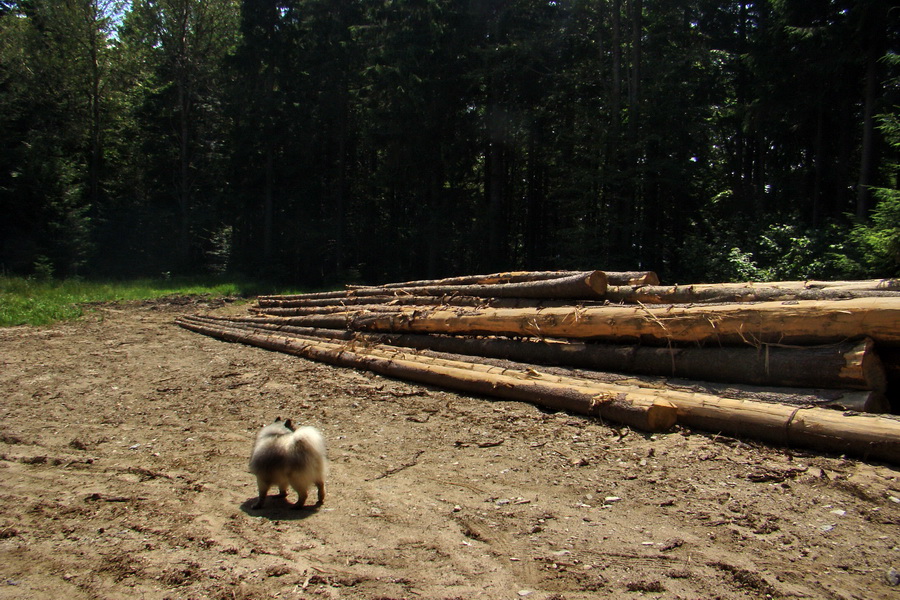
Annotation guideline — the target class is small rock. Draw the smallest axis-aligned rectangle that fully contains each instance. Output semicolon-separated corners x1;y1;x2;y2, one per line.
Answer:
886;568;900;587
604;496;622;504
517;589;534;597
819;524;834;532
888;496;900;504
830;509;846;516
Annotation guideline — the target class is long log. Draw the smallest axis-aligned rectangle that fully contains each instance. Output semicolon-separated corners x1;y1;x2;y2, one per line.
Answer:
344;270;581;289
249;304;409;316
256;294;597;310
345;298;900;347
202;314;886;393
176;316;676;432
672;395;900;463
257;271;608;301
188;315;888;413
606;283;900;304
178;316;900;463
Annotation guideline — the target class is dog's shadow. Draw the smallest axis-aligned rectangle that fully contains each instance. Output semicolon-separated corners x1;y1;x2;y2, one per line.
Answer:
239;496;324;521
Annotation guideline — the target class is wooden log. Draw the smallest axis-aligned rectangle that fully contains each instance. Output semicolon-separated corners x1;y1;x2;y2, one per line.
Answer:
605;271;660;286
606;283;900;304
256;294;596;310
190;315;888;413
257;271;608;301
345;270;580;289
346;297;900;347
671;394;900;463
178;316;900;463
249;304;409;316
225;322;888;393
176;316;676;432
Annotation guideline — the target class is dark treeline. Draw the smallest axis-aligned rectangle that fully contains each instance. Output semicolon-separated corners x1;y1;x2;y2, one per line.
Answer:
1;0;898;285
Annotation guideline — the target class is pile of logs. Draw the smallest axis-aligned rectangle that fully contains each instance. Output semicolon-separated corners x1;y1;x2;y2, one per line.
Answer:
177;270;900;463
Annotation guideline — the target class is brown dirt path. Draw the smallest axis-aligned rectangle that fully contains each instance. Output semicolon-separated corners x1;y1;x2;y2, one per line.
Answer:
0;298;898;599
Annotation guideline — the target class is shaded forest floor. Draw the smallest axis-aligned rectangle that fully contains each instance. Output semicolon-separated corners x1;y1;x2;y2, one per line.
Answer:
1;298;899;599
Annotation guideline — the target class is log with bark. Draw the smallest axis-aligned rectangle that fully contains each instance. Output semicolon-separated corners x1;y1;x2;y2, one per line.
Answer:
191;315;888;413
177;315;900;463
256;294;597;310
176;315;676;432
203;315;887;393
257;270;608;301
606;281;900;304
344;297;900;347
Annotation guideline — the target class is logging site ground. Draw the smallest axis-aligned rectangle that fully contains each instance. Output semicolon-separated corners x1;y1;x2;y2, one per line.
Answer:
2;296;899;600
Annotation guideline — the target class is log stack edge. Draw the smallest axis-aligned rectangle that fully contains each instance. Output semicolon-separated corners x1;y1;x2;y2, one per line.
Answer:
177;270;900;464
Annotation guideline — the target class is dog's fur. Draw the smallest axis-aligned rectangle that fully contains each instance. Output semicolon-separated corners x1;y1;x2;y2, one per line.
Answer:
249;417;326;509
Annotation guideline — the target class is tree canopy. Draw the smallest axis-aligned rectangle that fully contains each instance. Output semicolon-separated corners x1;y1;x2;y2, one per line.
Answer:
1;0;898;284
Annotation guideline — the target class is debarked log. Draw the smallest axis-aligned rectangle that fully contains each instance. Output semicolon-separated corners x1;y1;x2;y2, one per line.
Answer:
345;298;900;347
178;315;900;463
176;316;675;432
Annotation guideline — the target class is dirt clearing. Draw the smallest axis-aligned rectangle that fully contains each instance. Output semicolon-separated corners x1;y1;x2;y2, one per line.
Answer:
1;299;898;599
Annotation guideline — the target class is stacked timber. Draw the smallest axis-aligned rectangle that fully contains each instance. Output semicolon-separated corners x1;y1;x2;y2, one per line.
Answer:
177;270;900;464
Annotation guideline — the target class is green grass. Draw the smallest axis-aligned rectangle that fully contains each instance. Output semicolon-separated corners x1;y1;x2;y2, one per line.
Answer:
0;276;306;327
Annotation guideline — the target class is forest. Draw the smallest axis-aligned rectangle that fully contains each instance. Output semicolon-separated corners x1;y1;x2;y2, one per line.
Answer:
0;0;898;286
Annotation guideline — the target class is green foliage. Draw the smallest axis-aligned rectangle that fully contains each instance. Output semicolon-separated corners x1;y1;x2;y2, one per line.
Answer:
1;0;898;284
678;216;864;283
851;188;900;276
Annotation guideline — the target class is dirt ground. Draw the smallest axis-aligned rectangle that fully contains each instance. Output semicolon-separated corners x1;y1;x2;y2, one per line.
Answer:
1;298;899;600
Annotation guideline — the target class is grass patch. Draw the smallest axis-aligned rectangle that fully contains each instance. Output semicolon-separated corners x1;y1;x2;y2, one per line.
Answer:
0;276;307;327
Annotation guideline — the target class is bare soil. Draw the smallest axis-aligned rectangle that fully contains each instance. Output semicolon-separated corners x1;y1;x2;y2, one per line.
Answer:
1;298;899;600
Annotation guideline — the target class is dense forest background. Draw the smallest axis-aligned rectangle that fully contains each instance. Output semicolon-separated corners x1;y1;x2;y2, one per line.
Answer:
1;0;898;286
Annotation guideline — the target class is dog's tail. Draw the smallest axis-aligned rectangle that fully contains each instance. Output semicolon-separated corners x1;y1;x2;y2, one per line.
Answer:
291;426;326;457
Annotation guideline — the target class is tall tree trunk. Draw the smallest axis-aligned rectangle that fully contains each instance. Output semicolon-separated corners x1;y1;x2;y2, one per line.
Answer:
857;43;879;219
88;3;102;218
626;0;642;248
263;141;274;261
486;90;507;272
178;79;192;268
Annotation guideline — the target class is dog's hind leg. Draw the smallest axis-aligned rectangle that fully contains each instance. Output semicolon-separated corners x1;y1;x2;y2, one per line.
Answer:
314;479;325;506
252;477;271;509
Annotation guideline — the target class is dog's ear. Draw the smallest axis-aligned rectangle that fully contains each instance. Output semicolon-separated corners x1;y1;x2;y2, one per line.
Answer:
283;419;294;431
